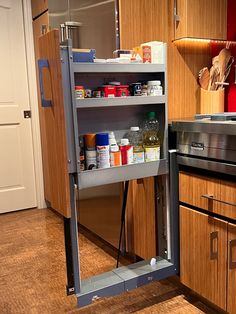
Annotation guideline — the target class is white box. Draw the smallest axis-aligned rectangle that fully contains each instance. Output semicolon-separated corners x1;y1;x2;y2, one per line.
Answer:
141;41;164;64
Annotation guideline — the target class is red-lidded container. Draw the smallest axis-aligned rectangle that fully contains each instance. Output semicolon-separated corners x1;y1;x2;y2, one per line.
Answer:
99;85;116;98
116;85;129;97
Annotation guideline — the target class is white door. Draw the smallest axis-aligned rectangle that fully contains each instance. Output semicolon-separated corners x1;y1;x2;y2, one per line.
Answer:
0;0;37;213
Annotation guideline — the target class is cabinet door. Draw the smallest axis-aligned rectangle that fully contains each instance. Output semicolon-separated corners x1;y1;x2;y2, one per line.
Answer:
31;0;48;19
174;0;227;40
228;223;236;314
33;13;51;202
180;205;227;310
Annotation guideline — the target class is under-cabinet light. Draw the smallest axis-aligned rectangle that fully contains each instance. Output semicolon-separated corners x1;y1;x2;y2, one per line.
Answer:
175;37;236;45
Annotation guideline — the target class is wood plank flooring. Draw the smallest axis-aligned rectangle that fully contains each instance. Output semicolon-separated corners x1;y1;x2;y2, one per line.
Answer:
0;208;222;313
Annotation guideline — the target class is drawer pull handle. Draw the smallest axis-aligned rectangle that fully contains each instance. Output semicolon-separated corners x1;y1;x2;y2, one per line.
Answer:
201;194;236;207
210;231;218;260
229;239;236;269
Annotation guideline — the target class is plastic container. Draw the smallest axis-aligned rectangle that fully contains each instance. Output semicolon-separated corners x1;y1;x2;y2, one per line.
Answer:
100;85;116;98
110;144;121;167
84;133;97;170
128;126;144;163
116;85;129;97
129;83;142;96
119;138;133;165
143;112;161;162
147;81;163;96
141;85;148;96
96;133;110;168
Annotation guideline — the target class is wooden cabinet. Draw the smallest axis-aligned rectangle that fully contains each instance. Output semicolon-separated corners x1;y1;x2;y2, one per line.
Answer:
32;12;51;202
228;223;236;314
31;0;48;19
179;172;236;220
180;205;227;310
180;171;236;313
174;0;227;40
126;178;156;259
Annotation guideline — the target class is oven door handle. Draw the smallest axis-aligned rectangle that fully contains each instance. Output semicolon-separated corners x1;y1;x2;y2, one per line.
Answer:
201;194;236;207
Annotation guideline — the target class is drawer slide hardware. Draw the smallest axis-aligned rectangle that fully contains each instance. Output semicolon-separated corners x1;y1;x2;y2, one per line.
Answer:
229;239;236;269
210;231;218;260
201;194;236;207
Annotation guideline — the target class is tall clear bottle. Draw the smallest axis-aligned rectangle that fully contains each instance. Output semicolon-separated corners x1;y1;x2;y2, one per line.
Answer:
142;112;161;162
128;126;145;163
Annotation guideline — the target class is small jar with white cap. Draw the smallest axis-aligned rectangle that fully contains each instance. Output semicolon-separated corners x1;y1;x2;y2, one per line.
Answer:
147;80;163;96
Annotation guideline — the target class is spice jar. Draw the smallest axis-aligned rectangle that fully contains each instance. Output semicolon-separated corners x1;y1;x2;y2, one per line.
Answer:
116;85;129;97
129;83;142;96
147;81;163;96
141;84;148;96
75;85;84;99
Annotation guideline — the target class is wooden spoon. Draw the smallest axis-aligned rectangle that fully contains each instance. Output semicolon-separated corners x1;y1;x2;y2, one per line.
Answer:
199;67;210;90
218;48;231;82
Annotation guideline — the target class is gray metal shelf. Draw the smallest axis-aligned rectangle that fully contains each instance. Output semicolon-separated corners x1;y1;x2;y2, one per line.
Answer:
73;62;166;73
77;256;175;307
76;95;167;108
78;159;168;189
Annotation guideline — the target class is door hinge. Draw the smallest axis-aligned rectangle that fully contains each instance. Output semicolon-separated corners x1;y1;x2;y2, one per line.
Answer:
24;110;31;119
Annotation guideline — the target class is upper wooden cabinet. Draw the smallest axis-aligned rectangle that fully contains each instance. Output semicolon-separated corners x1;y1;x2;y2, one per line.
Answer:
31;0;48;19
174;0;227;40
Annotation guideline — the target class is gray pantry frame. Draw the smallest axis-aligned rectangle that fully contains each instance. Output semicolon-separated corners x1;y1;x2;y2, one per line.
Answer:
41;39;179;308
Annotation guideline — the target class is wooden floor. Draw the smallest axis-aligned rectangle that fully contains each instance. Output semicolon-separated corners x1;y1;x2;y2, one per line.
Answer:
0;208;221;314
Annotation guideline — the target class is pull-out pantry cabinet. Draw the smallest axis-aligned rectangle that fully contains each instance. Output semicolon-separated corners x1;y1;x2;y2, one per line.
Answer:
38;29;178;308
179;171;236;313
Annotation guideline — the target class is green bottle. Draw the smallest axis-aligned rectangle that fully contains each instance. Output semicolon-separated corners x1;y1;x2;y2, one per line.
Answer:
143;112;160;162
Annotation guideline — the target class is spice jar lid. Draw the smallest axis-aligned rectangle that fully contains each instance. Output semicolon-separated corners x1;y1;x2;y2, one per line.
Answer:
84;133;96;148
120;138;129;145
147;80;161;85
110;144;119;152
130;126;139;131
109;81;121;86
75;85;84;89
130;82;142;85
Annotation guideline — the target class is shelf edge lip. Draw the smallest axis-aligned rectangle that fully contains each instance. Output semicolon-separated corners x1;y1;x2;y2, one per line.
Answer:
78;159;168;189
76;95;167;108
72;62;166;73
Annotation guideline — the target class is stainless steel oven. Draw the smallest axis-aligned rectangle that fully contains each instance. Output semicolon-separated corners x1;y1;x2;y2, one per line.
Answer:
172;113;236;176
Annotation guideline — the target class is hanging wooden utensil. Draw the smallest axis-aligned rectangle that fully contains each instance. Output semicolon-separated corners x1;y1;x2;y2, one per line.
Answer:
199;67;210;90
218;48;231;82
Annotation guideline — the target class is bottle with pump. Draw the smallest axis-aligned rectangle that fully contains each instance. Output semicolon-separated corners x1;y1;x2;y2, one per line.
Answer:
142;112;161;162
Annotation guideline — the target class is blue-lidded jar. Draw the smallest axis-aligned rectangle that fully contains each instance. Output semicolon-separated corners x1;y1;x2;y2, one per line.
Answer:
96;133;110;168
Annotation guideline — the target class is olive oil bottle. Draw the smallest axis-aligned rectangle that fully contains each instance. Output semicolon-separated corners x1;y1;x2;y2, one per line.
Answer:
143;112;160;162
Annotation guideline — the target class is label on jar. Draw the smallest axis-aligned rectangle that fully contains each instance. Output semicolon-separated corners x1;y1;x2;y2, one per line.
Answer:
111;151;121;167
97;145;110;168
133;151;145;163
85;150;97;170
144;147;160;162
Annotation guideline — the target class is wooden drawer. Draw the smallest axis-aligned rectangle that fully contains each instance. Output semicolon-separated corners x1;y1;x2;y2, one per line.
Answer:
179;172;236;220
